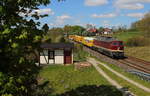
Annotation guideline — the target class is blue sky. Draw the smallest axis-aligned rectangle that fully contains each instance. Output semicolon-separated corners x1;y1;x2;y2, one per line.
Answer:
37;0;150;28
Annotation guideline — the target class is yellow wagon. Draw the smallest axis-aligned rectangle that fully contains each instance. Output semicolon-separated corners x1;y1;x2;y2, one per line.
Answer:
82;37;94;47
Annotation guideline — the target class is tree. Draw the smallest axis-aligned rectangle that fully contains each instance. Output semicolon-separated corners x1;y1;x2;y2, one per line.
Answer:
42;24;49;35
47;27;64;42
98;27;104;32
63;25;85;36
131;12;150;37
0;0;61;96
64;25;73;36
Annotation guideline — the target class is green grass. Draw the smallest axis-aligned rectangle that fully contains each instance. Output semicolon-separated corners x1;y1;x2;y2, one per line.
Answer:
98;64;150;96
93;57;150;88
38;65;110;95
125;46;150;62
113;31;141;42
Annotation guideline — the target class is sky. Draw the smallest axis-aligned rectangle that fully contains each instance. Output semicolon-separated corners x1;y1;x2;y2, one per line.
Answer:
36;0;150;28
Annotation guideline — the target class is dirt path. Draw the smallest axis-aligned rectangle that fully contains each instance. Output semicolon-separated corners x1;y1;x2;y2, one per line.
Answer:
88;58;122;88
88;58;150;93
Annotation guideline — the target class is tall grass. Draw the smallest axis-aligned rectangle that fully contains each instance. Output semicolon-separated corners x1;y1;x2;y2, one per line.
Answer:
126;36;150;47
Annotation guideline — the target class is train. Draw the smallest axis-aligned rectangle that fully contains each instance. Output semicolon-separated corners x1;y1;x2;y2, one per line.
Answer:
69;35;124;58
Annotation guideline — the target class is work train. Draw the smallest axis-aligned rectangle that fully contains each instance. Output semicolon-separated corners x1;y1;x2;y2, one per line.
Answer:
69;35;124;58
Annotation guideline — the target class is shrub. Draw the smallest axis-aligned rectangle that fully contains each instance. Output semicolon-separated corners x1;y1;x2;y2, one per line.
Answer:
126;36;150;47
59;37;66;43
74;44;89;62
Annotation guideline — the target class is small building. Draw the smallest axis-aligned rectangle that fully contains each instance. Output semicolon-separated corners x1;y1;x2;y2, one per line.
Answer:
103;28;113;35
39;43;74;65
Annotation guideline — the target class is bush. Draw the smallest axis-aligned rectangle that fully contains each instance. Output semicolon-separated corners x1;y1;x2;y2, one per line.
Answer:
73;44;89;62
126;36;150;47
59;37;66;43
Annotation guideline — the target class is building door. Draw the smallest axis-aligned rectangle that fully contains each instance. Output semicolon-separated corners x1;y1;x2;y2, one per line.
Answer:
48;51;54;64
64;50;72;64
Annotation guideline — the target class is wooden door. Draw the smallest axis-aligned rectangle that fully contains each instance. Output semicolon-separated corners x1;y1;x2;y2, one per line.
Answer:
64;50;72;64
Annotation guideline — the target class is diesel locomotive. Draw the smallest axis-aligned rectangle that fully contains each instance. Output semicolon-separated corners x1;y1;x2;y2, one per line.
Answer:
69;35;124;58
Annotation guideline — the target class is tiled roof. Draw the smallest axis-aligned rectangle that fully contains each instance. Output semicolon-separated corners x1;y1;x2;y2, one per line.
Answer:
40;43;74;49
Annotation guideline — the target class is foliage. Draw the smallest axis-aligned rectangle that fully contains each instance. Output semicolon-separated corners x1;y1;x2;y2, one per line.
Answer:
46;27;64;43
126;36;150;47
63;25;85;36
42;24;49;35
113;25;127;33
0;0;63;96
98;27;104;32
131;12;150;37
45;25;85;43
73;44;89;62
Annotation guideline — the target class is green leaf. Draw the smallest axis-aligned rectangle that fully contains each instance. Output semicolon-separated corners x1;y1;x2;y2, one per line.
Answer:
19;57;25;64
11;43;19;48
34;36;41;41
18;30;28;39
0;6;3;13
2;29;11;35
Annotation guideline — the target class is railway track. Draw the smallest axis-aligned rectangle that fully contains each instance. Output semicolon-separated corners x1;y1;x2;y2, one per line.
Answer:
82;46;150;80
117;59;150;74
127;56;150;67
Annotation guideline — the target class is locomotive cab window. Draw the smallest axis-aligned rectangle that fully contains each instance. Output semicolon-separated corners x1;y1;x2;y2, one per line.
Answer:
48;51;54;59
119;42;123;46
113;42;118;45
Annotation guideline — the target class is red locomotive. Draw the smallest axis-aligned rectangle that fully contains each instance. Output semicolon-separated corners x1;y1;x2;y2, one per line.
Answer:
93;36;124;58
69;35;124;58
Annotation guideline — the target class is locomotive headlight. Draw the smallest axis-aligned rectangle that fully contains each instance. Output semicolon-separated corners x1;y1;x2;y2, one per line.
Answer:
117;47;120;50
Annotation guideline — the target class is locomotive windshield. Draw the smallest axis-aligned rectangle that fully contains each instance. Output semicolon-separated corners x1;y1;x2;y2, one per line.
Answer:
112;42;123;46
119;42;123;46
113;42;117;45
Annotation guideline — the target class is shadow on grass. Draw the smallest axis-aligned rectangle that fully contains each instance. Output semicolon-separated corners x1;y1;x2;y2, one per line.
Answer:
56;85;123;96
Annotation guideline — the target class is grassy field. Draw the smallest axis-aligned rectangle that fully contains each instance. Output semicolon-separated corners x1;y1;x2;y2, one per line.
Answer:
125;46;150;61
38;65;110;95
113;31;141;42
98;64;150;96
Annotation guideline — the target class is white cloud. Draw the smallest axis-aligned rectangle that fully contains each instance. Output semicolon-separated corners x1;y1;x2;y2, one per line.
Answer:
55;14;71;26
34;8;54;15
126;13;145;18
115;0;150;10
57;15;71;20
91;13;117;18
118;3;144;10
102;20;110;27
19;8;54;17
102;20;109;24
49;23;55;26
85;0;108;6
